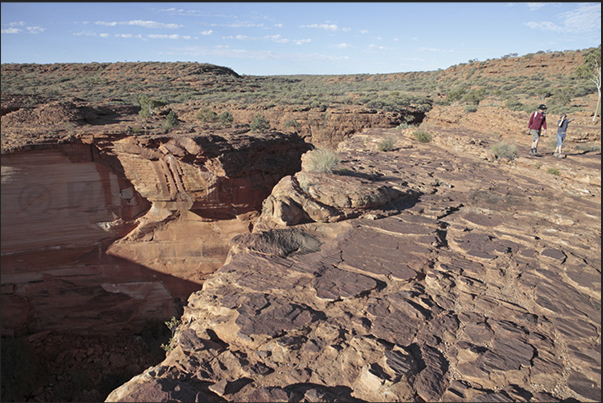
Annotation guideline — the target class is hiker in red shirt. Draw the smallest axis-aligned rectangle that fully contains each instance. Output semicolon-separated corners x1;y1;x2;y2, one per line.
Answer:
527;104;547;155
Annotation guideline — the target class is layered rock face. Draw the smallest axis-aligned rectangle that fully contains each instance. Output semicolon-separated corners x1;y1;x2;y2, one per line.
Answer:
1;142;164;336
107;128;600;402
1;131;311;337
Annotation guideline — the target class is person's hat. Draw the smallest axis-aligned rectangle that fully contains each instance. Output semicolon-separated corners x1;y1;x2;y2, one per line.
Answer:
538;104;547;110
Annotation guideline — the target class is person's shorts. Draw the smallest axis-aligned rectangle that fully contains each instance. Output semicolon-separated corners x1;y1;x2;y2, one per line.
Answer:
531;129;541;141
557;132;566;147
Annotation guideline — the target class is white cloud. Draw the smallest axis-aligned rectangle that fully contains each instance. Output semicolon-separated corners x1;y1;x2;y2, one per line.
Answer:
527;3;546;11
159;7;236;19
128;20;182;29
95;20;182;29
96;21;118;27
223;33;309;45
1;28;21;34
368;44;393;51
300;23;351;32
360;29;369;34
559;3;601;33
200;30;213;35
100;33;109;38
1;24;45;34
115;33;145;40
225;21;265;28
73;31;97;37
293;39;312;45
270;35;290;44
2;22;45;34
419;47;453;53
332;43;352;49
525;21;558;31
525;3;601;34
147;34;191;40
26;26;45;34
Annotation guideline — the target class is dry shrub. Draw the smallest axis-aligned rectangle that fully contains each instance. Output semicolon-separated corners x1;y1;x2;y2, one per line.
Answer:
303;149;341;173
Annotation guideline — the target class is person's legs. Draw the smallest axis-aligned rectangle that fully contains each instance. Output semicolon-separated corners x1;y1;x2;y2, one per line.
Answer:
554;133;563;156
530;130;540;154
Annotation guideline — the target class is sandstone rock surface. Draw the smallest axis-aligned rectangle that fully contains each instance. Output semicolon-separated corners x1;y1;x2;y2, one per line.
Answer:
1;129;310;337
2;54;601;402
107;128;601;402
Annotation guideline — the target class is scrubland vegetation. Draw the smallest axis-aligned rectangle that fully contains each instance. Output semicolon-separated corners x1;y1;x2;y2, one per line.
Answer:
1;47;599;119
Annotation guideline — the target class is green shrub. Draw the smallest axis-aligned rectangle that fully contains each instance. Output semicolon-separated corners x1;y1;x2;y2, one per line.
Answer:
505;99;524;111
196;109;217;122
547;167;560;176
163;110;179;130
536;87;553;100
138;95;166;118
552;88;572;106
462;88;486;105
161;316;180;352
218;111;234;124
490;141;518;160
464;105;478;113
285;119;301;131
378;136;396;152
250;113;270;132
413;130;432;143
396;122;413;130
447;85;469;102
304;149;341;173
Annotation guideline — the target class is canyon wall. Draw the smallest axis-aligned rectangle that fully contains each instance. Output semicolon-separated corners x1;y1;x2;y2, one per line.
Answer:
1;131;311;337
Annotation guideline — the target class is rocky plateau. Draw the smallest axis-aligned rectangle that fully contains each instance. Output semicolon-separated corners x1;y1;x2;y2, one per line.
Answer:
1;52;601;403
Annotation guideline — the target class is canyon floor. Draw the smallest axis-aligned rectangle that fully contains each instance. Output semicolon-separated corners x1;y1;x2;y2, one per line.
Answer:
1;92;601;402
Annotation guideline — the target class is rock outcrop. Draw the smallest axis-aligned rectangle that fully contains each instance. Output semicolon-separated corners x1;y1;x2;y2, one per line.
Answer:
1;130;311;337
106;128;601;402
2;53;601;402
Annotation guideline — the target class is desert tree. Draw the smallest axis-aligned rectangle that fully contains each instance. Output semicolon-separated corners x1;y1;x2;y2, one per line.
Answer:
536;87;553;101
575;45;601;122
138;94;166;118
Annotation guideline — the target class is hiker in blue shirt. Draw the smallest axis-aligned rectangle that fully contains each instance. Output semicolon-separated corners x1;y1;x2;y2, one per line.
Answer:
554;114;573;159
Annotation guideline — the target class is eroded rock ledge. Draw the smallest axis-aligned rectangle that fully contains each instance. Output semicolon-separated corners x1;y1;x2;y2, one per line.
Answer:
1;130;311;337
106;129;601;402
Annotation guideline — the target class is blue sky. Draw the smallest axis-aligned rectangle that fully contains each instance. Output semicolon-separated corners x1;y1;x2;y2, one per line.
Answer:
1;2;601;76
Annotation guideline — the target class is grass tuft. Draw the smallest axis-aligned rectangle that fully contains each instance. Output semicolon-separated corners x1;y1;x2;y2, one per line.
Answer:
378;136;396;152
490;141;518;161
303;149;341;173
413;130;432;143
